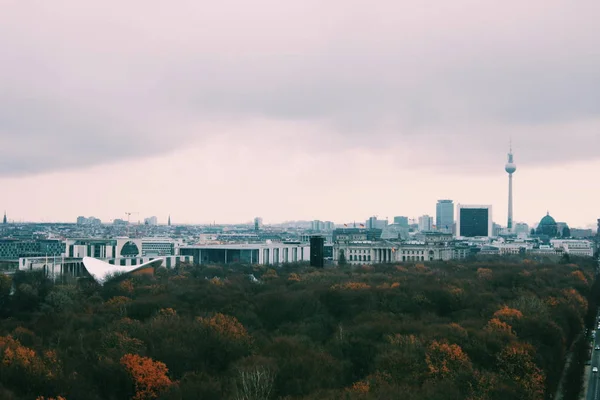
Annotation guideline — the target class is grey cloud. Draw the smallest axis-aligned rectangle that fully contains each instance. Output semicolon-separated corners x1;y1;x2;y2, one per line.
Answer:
1;0;599;176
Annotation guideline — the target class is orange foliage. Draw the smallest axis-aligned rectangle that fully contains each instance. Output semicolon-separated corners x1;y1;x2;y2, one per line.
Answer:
157;308;177;318
425;340;471;378
119;280;134;294
36;397;67;400
497;343;545;399
545;297;559;307
387;334;420;347
561;288;588;311
209;277;224;286
485;318;515;336
262;269;278;280
106;296;132;306
415;264;428;272
391;282;401;288
197;313;250;341
493;306;524;321
447;286;464;296
476;268;493;280
287;273;301;282
348;379;370;394
571;270;588;284
395;265;408;272
330;282;371;290
120;354;173;400
0;335;58;378
447;323;468;338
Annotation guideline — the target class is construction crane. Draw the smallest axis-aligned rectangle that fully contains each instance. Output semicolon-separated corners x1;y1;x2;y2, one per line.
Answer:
125;211;139;224
125;212;139;237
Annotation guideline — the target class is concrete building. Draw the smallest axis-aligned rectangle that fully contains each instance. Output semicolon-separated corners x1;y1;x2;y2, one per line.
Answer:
180;242;310;266
514;223;530;236
393;216;409;227
334;241;453;265
77;216;102;225
436;200;454;233
144;216;158;226
418;215;433;232
456;205;493;238
366;217;388;230
550;239;594;257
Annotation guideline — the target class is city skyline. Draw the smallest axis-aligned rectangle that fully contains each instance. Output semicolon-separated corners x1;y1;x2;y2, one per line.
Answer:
1;1;599;228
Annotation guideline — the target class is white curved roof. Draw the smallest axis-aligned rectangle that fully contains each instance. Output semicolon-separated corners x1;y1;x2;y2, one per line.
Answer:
82;257;163;285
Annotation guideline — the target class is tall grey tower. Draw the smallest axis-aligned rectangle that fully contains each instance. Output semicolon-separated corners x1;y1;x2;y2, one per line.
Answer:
505;144;517;231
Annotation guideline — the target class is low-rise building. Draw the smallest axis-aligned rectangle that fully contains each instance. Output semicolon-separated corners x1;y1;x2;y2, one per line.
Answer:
180;242;310;265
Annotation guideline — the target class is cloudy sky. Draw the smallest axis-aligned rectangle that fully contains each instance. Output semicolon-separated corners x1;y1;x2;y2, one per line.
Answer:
1;0;599;227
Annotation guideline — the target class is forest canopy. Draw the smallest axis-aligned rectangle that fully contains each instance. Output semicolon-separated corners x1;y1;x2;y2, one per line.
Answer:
0;257;597;400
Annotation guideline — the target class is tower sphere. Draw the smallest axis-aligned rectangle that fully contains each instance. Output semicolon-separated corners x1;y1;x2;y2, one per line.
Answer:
505;162;516;174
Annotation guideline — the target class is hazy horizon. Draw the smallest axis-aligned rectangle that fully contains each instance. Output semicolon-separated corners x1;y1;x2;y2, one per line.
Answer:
1;1;599;228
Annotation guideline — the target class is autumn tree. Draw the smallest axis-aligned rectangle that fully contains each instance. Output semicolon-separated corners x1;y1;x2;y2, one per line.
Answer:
120;354;173;400
425;340;472;379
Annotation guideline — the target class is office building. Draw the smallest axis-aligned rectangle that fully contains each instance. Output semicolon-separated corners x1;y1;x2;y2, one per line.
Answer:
394;216;409;227
310;236;325;268
418;215;433;232
456;205;493;237
180;242;310;265
436;200;454;233
144;216;158;226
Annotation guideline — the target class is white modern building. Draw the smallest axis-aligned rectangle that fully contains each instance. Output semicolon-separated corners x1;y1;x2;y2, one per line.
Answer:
456;205;493;238
550;239;594;257
180;242;310;265
65;237;182;259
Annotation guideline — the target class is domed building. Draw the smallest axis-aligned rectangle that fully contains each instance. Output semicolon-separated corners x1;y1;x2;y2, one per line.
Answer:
535;212;558;237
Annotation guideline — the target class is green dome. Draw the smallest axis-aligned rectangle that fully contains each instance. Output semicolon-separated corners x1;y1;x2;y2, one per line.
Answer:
539;213;556;226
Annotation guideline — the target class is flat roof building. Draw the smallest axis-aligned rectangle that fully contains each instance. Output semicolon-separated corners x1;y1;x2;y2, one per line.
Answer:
456;205;493;238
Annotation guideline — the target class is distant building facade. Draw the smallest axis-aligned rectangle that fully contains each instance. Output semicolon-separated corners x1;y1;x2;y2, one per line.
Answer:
393;216;409;227
418;215;433;232
0;239;64;260
436;200;454;233
456;205;493;237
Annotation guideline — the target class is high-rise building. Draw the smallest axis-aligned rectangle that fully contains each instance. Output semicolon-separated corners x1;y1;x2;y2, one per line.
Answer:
2;211;7;225
168;215;171;226
310;236;325;268
366;216;388;230
254;217;263;231
418;215;433;232
144;216;158;226
456;205;493;237
505;144;517;231
436;200;454;233
394;216;409;227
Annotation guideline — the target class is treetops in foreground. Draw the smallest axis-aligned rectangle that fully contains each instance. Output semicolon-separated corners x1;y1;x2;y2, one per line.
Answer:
0;257;597;400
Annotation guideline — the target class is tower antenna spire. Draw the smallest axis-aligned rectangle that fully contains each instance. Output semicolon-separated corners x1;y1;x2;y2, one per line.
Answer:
505;141;517;231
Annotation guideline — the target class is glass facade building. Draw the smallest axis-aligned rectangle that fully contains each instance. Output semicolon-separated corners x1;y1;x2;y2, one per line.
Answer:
436;200;454;233
457;206;492;237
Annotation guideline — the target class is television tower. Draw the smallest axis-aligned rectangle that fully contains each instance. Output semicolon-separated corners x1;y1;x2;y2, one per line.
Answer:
505;142;517;231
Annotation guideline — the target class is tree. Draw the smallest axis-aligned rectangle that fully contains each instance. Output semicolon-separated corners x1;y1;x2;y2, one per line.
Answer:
120;354;173;400
338;250;347;266
562;226;571;238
